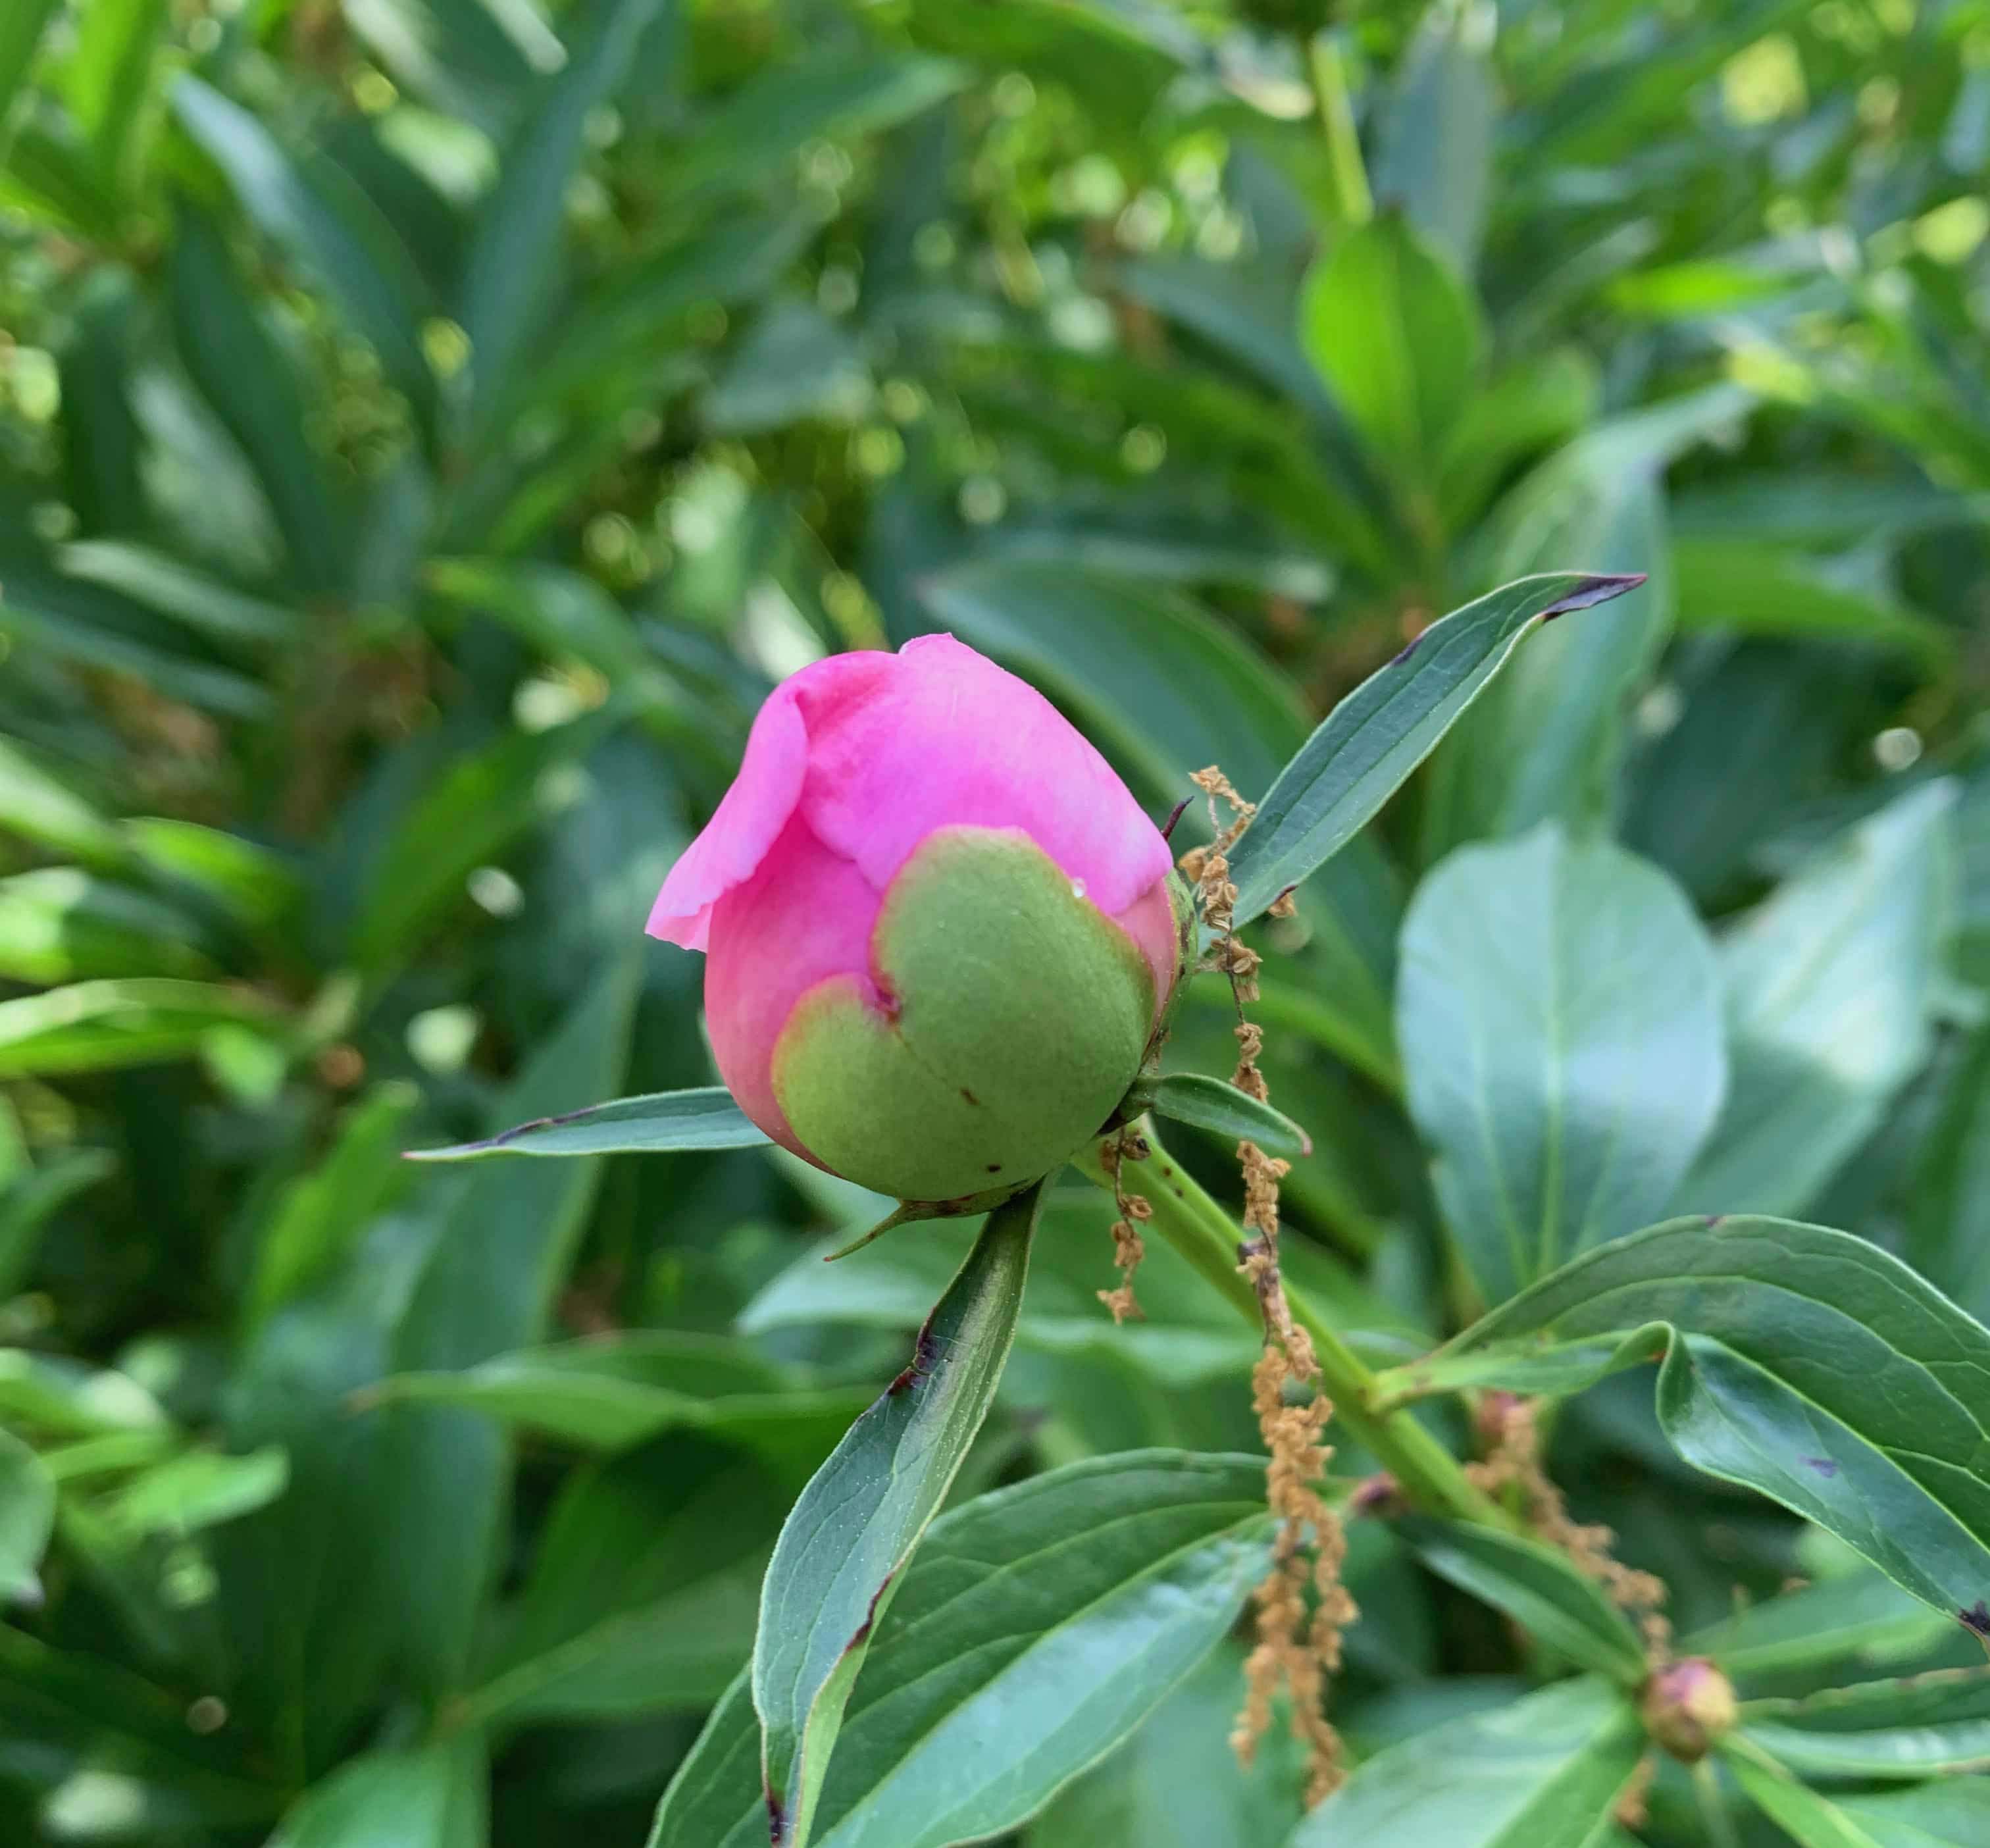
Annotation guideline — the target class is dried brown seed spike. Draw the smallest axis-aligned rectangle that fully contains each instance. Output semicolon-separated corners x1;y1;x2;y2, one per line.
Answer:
1467;1393;1673;1656
1095;1127;1152;1323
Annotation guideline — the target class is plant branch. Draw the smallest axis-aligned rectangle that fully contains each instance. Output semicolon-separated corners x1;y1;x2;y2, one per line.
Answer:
1307;31;1373;230
1077;1122;1508;1527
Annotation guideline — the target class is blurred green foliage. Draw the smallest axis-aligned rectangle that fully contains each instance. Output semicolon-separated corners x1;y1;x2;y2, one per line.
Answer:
1;1;1987;1844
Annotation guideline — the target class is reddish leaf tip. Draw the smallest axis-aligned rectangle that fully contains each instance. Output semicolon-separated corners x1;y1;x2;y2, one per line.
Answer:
1539;573;1649;623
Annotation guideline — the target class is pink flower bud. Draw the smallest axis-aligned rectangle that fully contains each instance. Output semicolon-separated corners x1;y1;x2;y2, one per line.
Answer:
1639;1657;1737;1761
649;636;1189;1202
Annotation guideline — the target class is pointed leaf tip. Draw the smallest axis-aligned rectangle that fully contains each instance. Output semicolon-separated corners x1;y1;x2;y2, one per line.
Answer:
404;1087;769;1162
1544;573;1647;617
1229;571;1650;923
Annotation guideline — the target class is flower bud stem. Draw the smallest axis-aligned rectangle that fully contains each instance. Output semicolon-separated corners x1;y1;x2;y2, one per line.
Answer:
1079;1121;1511;1529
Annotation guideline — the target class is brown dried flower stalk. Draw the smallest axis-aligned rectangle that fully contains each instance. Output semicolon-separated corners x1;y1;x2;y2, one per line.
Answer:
1096;1126;1152;1324
1467;1393;1672;1653
1237;1141;1315;1373
1177;767;1353;1801
1182;765;1269;1101
1233;1346;1356;1805
1613;1753;1658;1830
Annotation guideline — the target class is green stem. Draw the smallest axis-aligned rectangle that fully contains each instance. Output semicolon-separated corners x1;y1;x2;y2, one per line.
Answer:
1692;1758;1742;1848
1079;1124;1508;1527
1307;31;1373;230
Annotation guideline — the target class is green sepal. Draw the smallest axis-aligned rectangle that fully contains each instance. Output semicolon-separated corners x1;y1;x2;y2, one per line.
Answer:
772;827;1158;1204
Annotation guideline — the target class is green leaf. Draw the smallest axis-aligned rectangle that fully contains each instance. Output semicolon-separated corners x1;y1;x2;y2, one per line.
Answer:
246;1083;420;1327
742;1189;1390;1392
268;1737;486;1848
168;205;347;596
0;1146;115;1298
0;1350;166;1438
486;208;818;426
1436;347;1600;532
0;978;284;1079
1424;1215;1990;1624
380;958;638;1690
1298;213;1484;480
1739;1668;1990;1779
459;0;670;426
0;563;275;721
0;868;219;984
1371;1;1498;275
1422;386;1748;856
1683;1568;1954;1681
1225;573;1648;925
0;1426;54;1606
1398;1518;1647;1683
1724;1746;1879;1848
648;1669;759;1848
1679;781;1956;1218
1835;1783;1990;1848
99;1446;290;1542
1234;867;1403;1092
425;559;718;755
63;0;161;189
812;1454;1267;1848
56;538;300;649
653;1450;1271;1848
1136;1072;1312;1159
469;1431;799;1726
407;1085;769;1162
122;816;301;930
1673;538;1954;668
60;297;141;548
1908;1014;1990;1324
1026;1638;1307;1847
338;0;549;133
0;736;128;869
754;1185;1041;1848
1398;826;1726;1305
170;76;434;415
1123;253;1344;427
344;713;608;973
0;0;60;136
0;1624;278;1821
875;1181;1389;1350
985;508;1334;603
0;116;122;236
1372;1328;1662;1410
706;301;873;434
361;1331;868;1456
1287;1676;1644;1848
673;53;969;200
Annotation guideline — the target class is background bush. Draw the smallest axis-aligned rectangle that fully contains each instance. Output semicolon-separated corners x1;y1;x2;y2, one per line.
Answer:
1;1;1987;1843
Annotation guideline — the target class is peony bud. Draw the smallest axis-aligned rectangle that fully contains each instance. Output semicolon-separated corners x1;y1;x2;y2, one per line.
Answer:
1639;1657;1737;1761
648;635;1191;1203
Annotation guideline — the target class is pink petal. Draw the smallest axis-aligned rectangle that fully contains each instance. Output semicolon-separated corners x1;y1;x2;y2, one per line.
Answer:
1110;877;1182;1030
645;651;890;950
795;634;1173;915
701;813;884;1160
